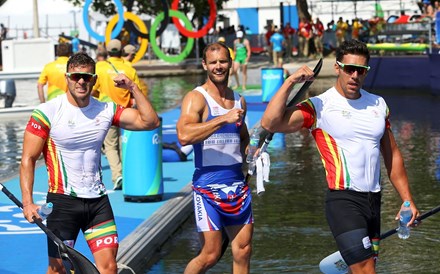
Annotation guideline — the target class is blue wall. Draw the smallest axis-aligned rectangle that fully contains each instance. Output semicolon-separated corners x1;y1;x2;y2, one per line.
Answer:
237;5;298;34
237;8;259;34
283;5;299;29
363;56;431;91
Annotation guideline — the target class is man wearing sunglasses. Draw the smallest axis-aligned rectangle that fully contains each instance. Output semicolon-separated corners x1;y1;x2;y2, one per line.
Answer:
261;39;419;273
20;52;160;274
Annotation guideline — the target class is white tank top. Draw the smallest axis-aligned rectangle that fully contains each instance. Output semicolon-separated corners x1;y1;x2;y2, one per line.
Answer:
192;86;244;186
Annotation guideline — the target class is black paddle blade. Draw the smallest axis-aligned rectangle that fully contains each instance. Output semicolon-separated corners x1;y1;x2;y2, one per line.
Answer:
286;57;323;108
62;245;100;274
260;58;323;141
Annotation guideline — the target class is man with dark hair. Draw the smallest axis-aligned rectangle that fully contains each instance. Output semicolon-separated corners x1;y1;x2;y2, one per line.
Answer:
261;40;419;273
20;52;160;274
37;43;71;103
177;42;253;273
92;39;142;190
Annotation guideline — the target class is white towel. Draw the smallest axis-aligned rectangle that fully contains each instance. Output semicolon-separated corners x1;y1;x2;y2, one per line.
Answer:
255;152;270;195
261;151;270;182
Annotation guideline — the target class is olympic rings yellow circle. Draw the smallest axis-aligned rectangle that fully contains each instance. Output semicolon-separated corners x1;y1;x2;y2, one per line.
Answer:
105;12;148;64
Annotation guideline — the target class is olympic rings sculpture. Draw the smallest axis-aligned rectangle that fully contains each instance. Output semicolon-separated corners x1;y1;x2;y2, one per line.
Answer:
105;12;149;64
82;0;217;64
125;0;169;39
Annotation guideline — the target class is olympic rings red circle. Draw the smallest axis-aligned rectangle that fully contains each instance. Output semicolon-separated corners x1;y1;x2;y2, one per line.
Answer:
171;0;217;39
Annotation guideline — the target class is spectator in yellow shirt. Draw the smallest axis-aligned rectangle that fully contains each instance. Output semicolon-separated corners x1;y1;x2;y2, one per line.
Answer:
335;17;348;47
122;44;148;96
93;39;141;107
92;39;142;190
37;43;71;103
352;18;363;40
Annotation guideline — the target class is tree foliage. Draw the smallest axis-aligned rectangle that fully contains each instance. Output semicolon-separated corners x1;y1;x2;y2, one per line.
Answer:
66;0;230;20
66;0;312;29
296;0;312;21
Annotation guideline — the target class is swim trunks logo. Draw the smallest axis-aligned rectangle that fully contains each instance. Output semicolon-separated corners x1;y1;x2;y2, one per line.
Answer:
362;236;371;249
196;195;203;221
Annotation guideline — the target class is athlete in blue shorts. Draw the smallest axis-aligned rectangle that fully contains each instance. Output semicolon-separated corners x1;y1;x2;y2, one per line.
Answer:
177;42;253;274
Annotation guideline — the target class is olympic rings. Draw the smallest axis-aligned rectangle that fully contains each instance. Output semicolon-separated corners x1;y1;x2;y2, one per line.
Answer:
171;0;217;38
83;0;125;42
82;1;216;63
125;0;170;38
105;12;148;64
149;10;194;63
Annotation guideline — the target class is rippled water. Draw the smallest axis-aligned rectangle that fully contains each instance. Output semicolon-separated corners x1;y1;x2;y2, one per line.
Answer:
0;119;27;180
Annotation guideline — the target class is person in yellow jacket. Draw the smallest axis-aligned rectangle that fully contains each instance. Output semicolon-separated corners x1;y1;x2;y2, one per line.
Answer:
93;39;141;107
122;44;148;96
37;43;71;103
92;39;142;190
335;17;348;47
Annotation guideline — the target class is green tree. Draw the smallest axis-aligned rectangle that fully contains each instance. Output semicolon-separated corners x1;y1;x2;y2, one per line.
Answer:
68;0;229;56
68;0;229;22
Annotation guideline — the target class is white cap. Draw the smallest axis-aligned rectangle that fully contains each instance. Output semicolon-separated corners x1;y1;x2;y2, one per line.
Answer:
236;30;244;38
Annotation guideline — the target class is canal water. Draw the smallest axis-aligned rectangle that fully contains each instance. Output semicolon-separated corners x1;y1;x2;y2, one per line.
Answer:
1;77;439;274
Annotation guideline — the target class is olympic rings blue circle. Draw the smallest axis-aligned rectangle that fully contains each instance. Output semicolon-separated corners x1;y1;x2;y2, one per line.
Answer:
83;0;125;42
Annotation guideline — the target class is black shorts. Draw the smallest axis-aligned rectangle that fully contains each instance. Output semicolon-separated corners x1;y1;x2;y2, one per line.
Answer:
46;193;118;258
325;190;381;266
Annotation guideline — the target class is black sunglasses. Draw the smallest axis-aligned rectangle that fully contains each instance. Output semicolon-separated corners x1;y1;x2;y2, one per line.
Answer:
66;72;96;82
336;61;370;76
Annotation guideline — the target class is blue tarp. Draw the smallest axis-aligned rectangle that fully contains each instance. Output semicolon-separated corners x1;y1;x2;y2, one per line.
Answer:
283;5;299;29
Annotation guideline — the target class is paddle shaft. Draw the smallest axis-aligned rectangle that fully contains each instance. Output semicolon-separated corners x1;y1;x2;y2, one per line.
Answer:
381;204;440;239
319;204;440;274
0;183;67;250
0;183;100;274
